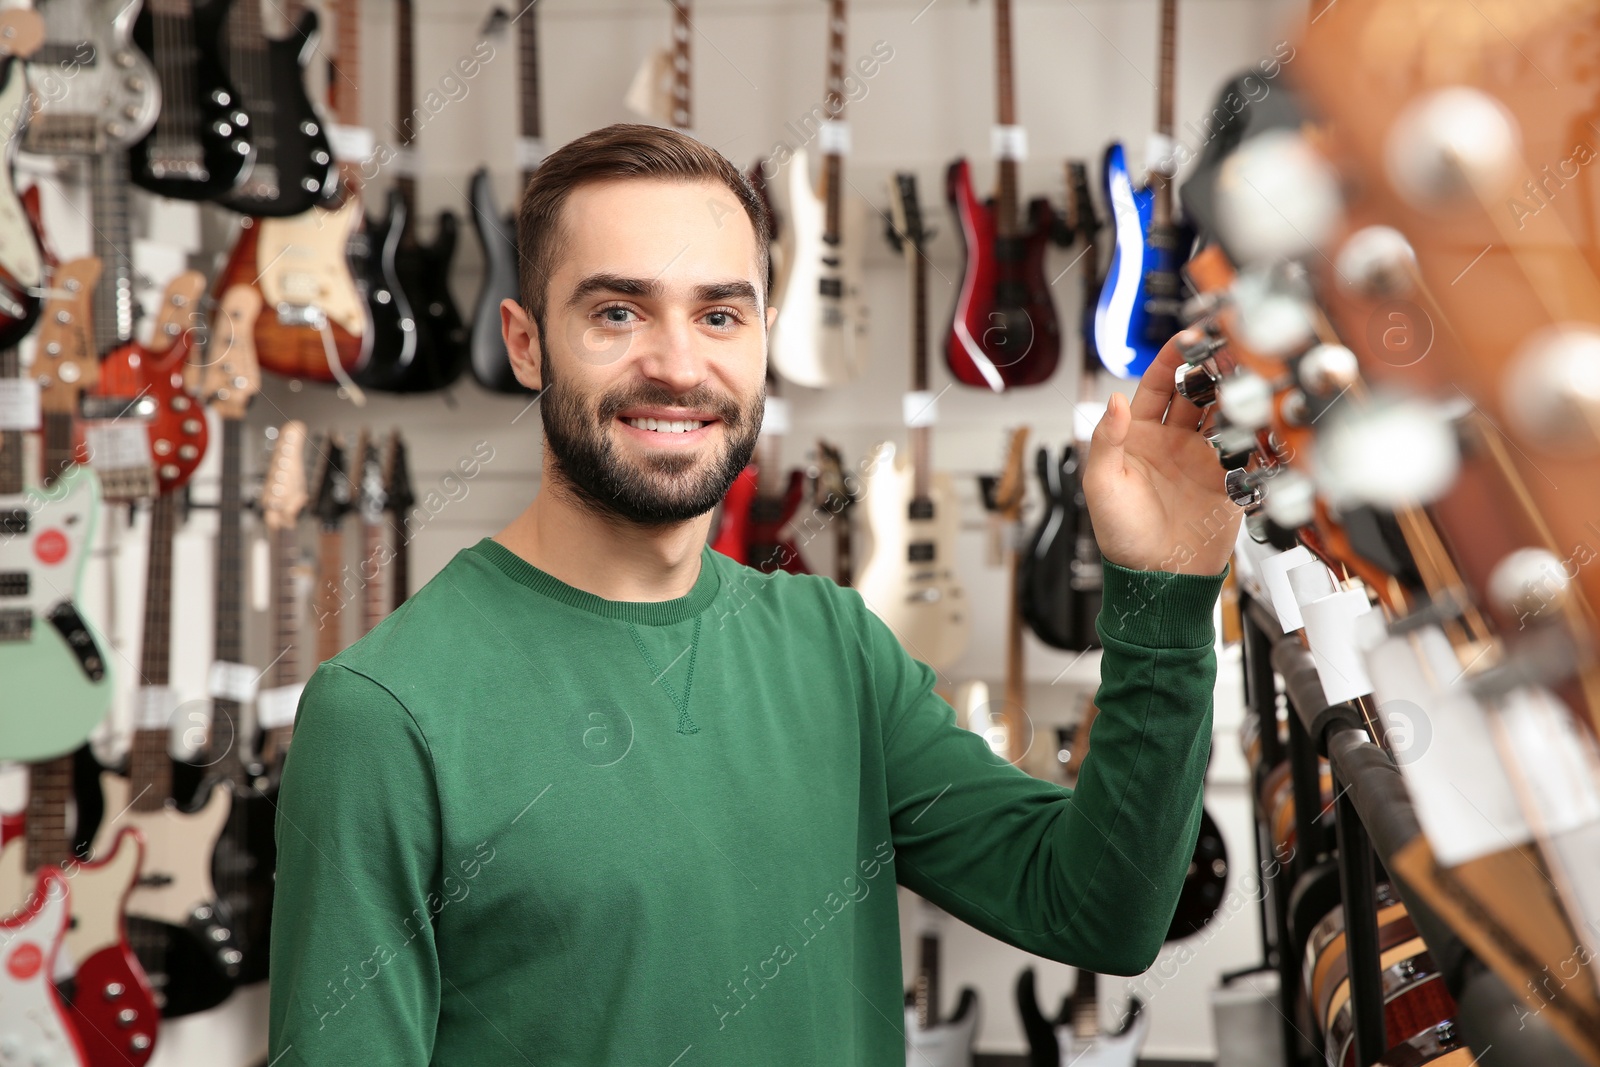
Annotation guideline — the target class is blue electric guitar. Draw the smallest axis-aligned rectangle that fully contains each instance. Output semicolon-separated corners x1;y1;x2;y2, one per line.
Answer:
1092;0;1190;380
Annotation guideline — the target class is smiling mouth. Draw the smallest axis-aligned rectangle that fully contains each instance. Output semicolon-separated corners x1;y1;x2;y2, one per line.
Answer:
622;417;711;434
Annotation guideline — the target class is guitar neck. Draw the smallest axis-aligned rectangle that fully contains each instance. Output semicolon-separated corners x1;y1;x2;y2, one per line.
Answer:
0;348;18;495
362;521;385;635
670;1;691;131
131;492;180;811
209;418;247;770
328;0;363;192
915;931;942;1028
317;527;344;663
993;0;1020;236
89;154;135;352
1152;0;1177;226
518;1;542;187
819;0;846;241
271;526;300;689
23;756;74;874
1070;969;1100;1040
1003;542;1026;761
41;411;75;488
907;237;932;502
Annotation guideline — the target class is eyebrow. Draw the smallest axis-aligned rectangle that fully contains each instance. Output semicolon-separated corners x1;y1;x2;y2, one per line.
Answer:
564;273;761;310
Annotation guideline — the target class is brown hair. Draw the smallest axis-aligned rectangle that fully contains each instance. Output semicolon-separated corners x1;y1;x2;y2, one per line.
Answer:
516;123;772;333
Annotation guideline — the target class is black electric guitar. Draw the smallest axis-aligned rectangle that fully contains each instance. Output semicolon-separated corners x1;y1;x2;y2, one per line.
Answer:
356;0;467;393
1064;162;1104;373
216;0;336;216
310;434;355;662
1019;442;1103;652
383;430;415;609
468;5;540;394
129;0;255;200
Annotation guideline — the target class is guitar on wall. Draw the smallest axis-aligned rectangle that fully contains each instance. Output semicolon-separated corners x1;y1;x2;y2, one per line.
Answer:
256;421;311;777
24;0;158;157
0;19;48;349
310;434;355;662
355;0;468;393
810;441;858;587
945;0;1060;392
0;867;86;1066
383;430;415;610
856;173;970;672
355;428;388;637
469;5;540;394
211;0;369;385
129;0;255;199
217;0;337;216
767;0;869;388
625;0;692;133
904;895;979;1067
1092;0;1190;380
711;377;809;575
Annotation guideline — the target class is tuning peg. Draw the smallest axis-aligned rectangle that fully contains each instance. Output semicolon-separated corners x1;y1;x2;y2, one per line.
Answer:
1262;468;1316;530
1385;87;1521;210
1216;130;1344;264
1504;324;1600;454
1176;359;1221;407
1230;267;1316;358
1219;370;1274;430
1488;547;1571;620
1225;467;1264;510
1335;226;1417;299
1314;394;1460;509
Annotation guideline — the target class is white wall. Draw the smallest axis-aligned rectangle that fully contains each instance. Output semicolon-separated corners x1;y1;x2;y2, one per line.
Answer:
30;0;1309;1062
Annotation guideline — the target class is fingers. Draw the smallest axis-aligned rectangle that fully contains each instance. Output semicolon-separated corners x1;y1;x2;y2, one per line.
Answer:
1087;392;1130;479
1127;335;1189;422
1164;390;1205;431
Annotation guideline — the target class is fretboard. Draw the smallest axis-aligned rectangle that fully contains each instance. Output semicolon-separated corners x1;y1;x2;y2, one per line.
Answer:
819;0;846;243
907;239;931;504
130;491;180;811
519;2;542;146
670;1;691;132
209;418;246;771
915;932;941;1028
0;347;19;495
329;0;362;192
316;528;344;664
89;155;135;352
1071;969;1100;1040
1153;0;1177;226
993;0;1020;237
23;756;75;875
362;521;385;635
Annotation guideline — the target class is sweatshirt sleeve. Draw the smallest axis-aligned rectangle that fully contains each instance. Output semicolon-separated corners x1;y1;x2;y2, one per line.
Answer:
268;662;442;1065
872;561;1225;976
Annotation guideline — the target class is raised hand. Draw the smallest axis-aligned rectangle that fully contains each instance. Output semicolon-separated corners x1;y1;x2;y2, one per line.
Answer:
1083;336;1241;576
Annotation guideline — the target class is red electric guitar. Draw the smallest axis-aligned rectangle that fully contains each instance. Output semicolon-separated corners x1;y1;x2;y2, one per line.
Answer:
944;0;1060;392
711;377;808;574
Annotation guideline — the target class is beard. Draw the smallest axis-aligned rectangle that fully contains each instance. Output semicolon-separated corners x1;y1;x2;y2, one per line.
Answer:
539;348;763;526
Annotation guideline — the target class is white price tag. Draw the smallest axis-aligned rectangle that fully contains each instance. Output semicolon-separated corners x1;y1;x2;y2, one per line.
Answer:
516;136;546;171
82;423;152;472
207;661;260;704
257;683;305;731
992;124;1028;162
763;395;791;437
391;146;418;179
1146;132;1178;177
0;379;40;430
818;120;851;156
902;390;939;428
327;124;375;164
133;685;180;731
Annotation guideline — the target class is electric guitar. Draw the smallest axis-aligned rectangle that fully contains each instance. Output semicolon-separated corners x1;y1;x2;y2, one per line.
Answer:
1018;442;1102;653
256;420;310;774
0;758;157;1066
945;0;1060;392
468;5;539;395
310;434;354;663
810;441;858;587
0;868;87;1067
625;0;691;133
711;378;808;574
129;0;255;200
1064;161;1104;378
383;430;414;610
1092;0;1189;380
0;25;47;349
855;173;969;671
903;895;979;1067
216;0;336;216
355;0;468;393
24;0;158;155
767;0;869;388
980;427;1030;765
355;428;386;636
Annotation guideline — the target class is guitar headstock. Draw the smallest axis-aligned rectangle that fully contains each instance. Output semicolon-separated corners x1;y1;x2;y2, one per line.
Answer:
811;439;857;516
355;428;386;525
262;421;309;532
199;285;262;419
147;271;206;357
310;433;353;529
886;171;927;257
1066;161;1099;243
35;257;101;415
992;426;1030;524
382;429;415;521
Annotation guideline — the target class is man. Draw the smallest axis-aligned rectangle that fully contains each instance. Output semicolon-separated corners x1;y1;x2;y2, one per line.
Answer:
268;123;1240;1065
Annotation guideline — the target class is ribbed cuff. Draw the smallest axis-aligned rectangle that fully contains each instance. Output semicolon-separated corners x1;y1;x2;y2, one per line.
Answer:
1097;560;1227;650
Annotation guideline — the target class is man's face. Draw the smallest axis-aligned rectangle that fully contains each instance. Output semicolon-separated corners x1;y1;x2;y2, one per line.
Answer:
534;178;770;526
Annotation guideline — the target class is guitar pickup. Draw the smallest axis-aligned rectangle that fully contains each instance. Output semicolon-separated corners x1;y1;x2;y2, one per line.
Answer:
0;608;32;642
907;542;935;563
0;570;29;597
818;278;843;298
0;509;27;536
276;303;328;329
80;395;157;421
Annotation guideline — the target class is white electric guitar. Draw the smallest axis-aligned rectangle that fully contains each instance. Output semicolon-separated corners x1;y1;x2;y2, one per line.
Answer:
903;895;978;1067
1017;966;1149;1067
766;0;868;388
0;867;87;1067
855;173;969;671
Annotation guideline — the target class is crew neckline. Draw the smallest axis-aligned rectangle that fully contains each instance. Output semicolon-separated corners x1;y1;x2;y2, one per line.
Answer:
470;537;723;626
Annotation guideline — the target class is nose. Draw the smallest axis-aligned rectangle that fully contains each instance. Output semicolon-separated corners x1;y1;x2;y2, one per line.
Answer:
633;310;708;396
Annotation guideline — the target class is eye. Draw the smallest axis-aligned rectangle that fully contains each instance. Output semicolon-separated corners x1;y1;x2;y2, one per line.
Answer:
595;304;638;326
704;307;743;329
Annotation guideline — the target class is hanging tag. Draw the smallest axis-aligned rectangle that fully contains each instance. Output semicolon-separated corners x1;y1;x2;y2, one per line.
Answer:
250;536;269;613
133;685;180;731
1146;133;1178;177
992;124;1028;161
83;423;152;472
327;124;376;164
0;379;40;430
763;395;791;436
902;390;938;428
516;136;546;171
207;661;260;704
818;120;851;156
257;683;305;731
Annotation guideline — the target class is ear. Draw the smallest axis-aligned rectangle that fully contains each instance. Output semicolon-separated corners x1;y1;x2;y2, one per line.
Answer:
765;304;778;331
501;298;544;391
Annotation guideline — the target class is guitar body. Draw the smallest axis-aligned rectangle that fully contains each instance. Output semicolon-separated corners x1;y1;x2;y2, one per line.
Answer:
710;466;758;565
215;207;369;382
1019;444;1103;652
209;780;279;985
129;0;254;200
945;158;1060;391
0;870;86;1067
854;441;970;670
1058;1002;1150;1067
467;168;530;393
392;209;469;392
711;466;809;574
0;59;42;348
1017;968;1150;1067
1091;143;1189;380
0;828;159;1066
90;775;239;1018
216;9;336;217
26;0;159;154
351;189;429;392
767;148;868;388
0;465;111;762
83;334;210;496
903;992;978;1067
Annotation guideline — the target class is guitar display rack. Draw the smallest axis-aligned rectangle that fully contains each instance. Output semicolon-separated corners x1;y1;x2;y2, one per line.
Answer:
1233;593;1589;1067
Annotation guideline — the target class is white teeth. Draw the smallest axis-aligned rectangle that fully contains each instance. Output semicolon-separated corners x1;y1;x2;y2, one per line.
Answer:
625;417;706;434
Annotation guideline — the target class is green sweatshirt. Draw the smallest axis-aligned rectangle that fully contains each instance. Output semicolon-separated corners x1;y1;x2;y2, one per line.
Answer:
268;537;1223;1066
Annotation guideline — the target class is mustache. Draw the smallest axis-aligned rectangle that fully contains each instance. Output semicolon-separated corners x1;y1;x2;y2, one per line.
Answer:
594;382;752;427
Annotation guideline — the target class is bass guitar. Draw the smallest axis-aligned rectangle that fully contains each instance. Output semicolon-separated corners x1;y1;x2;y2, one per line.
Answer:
1092;0;1189;380
856;173;969;671
129;0;255;200
469;5;540;394
945;0;1059;392
24;0;158;155
767;0;868;388
355;0;467;393
216;0;336;216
